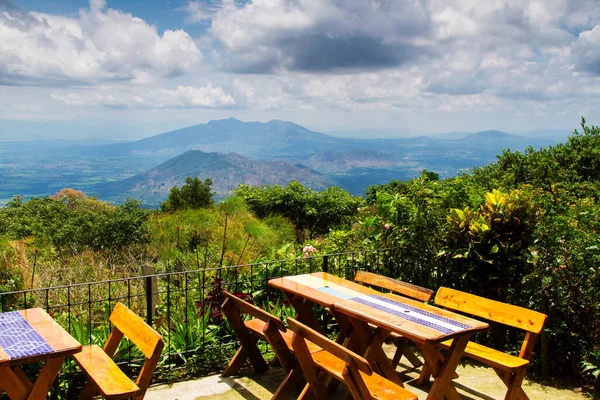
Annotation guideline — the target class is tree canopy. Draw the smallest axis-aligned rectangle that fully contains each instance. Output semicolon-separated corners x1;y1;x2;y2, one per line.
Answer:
161;177;214;212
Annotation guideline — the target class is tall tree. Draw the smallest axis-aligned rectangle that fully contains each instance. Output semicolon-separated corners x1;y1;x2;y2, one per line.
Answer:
161;177;214;212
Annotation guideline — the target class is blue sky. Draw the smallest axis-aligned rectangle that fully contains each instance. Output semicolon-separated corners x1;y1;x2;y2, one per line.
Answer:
15;0;211;35
1;0;599;139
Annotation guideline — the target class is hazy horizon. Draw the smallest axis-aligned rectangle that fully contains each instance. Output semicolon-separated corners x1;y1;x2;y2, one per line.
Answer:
0;117;575;142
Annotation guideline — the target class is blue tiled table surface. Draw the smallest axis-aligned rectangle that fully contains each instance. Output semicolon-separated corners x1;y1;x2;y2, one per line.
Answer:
277;273;487;338
350;294;472;334
0;311;54;360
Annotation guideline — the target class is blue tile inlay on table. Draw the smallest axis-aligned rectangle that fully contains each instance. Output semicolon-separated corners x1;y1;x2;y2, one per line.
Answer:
351;294;471;334
0;311;53;360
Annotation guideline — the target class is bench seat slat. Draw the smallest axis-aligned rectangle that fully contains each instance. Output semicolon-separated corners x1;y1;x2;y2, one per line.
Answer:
73;344;140;398
439;339;529;371
312;350;417;400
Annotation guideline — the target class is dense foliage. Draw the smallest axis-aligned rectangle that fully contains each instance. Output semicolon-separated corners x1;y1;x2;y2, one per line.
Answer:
236;180;361;240
318;119;600;384
1;190;149;254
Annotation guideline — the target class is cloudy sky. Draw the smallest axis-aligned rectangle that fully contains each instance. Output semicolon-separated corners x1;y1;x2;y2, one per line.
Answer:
1;0;599;139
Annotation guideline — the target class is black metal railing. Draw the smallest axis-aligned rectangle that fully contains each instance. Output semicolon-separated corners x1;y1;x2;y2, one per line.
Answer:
0;248;404;395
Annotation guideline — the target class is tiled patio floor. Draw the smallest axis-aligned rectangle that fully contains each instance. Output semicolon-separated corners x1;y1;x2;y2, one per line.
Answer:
146;345;586;400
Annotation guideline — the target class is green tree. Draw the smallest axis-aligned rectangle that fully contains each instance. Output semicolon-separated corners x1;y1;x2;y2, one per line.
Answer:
161;177;214;212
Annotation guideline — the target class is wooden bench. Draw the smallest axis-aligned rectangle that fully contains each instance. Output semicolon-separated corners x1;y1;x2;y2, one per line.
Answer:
423;287;547;400
73;302;164;400
288;317;418;400
220;291;320;400
354;270;434;368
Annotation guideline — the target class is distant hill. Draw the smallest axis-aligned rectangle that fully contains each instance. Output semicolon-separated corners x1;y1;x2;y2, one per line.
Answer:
89;118;559;165
460;130;515;142
427;132;472;140
95;150;333;205
305;149;402;173
93;118;345;161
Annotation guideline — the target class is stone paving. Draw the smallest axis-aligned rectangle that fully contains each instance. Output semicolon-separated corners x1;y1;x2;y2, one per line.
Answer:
146;345;586;400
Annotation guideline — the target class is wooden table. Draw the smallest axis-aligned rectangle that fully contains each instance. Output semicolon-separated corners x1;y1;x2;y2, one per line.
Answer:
0;308;82;400
268;272;378;333
269;272;489;400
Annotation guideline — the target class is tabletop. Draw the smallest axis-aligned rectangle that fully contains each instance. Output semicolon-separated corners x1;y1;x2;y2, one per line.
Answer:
268;271;377;306
0;308;81;366
335;292;488;343
268;272;488;343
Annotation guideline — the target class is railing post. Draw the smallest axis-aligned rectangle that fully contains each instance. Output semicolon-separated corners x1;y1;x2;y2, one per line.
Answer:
145;275;153;326
323;255;328;273
142;265;157;326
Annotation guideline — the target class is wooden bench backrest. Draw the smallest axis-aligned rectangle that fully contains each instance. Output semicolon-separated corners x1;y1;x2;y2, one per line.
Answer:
287;317;372;375
435;287;547;334
436;287;547;360
222;291;287;332
354;270;434;302
106;302;164;395
109;302;163;359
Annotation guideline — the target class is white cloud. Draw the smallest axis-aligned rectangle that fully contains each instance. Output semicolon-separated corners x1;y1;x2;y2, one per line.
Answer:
210;0;432;72
0;0;201;85
573;25;600;75
183;0;223;23
206;0;600;102
51;84;236;109
2;0;600;135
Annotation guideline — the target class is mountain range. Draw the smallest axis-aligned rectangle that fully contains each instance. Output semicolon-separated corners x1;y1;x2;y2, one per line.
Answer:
88;119;560;204
0;118;564;206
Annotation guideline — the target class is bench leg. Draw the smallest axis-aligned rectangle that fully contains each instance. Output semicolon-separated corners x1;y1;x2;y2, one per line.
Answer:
272;367;304;400
222;346;249;377
80;380;99;400
497;368;529;400
222;299;269;376
343;361;371;400
297;383;317;400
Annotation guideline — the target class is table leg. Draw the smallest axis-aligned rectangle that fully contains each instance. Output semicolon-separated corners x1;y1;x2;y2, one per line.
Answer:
416;342;443;386
344;318;405;388
286;293;325;334
0;356;65;400
0;366;30;400
11;368;33;393
423;335;470;400
28;356;65;400
325;310;357;395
